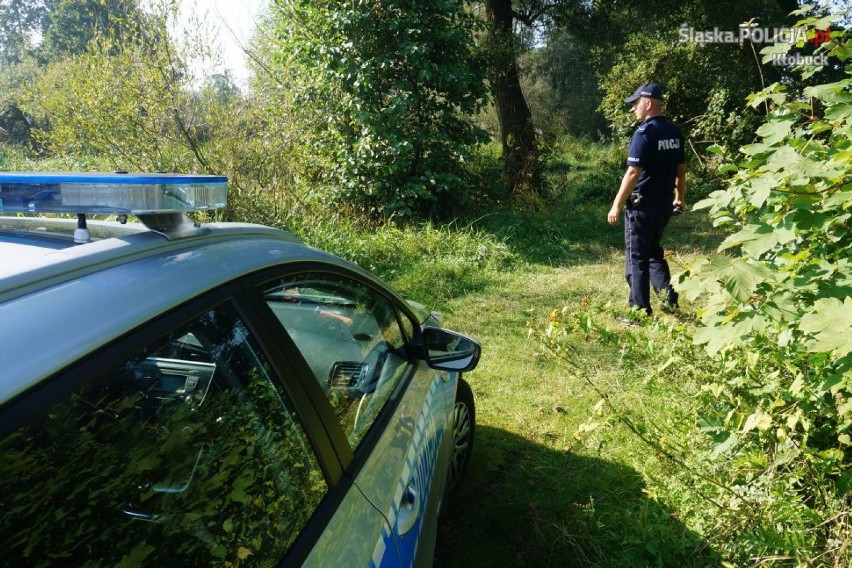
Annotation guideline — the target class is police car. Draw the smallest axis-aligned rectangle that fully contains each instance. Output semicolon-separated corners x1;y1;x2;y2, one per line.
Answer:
0;172;480;566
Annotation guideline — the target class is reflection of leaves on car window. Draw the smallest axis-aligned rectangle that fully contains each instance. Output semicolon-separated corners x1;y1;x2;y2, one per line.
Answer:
0;303;327;566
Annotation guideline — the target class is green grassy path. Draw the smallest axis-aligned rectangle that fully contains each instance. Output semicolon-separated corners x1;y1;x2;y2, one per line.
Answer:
430;209;724;567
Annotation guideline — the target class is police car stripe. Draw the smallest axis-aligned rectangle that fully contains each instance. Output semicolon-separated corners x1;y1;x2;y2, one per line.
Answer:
370;379;444;566
370;381;440;566
370;529;389;567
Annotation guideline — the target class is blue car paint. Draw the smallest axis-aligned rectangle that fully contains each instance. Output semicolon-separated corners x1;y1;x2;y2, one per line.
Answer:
358;371;450;567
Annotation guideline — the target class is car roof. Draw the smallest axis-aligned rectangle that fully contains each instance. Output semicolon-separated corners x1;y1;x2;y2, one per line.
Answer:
0;216;381;405
0;216;307;302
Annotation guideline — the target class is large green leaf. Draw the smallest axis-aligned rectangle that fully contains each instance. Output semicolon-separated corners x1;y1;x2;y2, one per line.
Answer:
763;293;800;323
719;222;797;258
693;189;734;212
801;297;852;334
760;42;792;64
825;103;852;123
800;297;852;357
745;174;776;208
756;116;797;145
707;255;773;302
694;323;735;355
824;182;852;208
804;80;852;104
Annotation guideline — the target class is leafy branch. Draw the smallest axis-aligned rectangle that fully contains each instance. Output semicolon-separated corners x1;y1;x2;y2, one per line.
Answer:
529;310;739;508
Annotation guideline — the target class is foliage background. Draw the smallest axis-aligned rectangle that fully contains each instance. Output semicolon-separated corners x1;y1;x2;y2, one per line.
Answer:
0;0;850;565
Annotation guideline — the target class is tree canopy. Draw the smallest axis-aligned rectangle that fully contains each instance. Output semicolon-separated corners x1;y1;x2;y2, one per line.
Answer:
263;0;488;216
1;0;848;212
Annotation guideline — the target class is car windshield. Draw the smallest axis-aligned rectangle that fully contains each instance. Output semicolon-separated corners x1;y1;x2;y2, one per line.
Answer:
265;283;355;307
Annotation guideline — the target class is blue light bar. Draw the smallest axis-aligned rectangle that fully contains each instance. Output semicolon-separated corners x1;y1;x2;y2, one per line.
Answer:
0;172;227;215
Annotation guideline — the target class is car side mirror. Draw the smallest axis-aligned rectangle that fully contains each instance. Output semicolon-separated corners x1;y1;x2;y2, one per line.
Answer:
422;327;481;373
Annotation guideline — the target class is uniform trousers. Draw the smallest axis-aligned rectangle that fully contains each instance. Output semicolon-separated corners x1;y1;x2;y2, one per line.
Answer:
624;201;678;315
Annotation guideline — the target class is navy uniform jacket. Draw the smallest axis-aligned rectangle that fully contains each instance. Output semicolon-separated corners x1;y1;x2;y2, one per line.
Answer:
626;116;685;206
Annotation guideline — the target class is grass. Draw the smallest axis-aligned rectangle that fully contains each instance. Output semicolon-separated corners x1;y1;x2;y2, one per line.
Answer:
420;207;723;567
281;187;726;564
260;144;730;566
3;140;731;565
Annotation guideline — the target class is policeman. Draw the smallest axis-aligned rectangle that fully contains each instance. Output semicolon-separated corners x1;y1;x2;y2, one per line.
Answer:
607;82;685;317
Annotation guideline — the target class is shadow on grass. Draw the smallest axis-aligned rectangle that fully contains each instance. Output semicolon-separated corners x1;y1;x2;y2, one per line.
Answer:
436;426;719;567
469;205;725;268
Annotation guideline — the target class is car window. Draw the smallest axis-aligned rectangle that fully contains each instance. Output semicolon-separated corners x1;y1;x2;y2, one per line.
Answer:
0;302;327;566
261;273;412;449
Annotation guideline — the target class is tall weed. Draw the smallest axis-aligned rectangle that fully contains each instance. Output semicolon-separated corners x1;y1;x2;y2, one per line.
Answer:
532;22;851;563
543;137;623;206
221;182;514;306
532;304;850;565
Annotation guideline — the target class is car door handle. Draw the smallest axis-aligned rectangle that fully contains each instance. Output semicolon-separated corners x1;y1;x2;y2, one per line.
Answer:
396;481;420;536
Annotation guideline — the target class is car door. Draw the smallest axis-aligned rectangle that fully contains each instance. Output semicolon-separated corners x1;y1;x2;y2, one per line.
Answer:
246;266;448;566
359;360;451;567
0;287;350;567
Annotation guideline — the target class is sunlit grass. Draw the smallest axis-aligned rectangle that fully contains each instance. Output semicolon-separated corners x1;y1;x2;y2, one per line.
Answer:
244;143;728;565
430;216;721;566
3;138;729;565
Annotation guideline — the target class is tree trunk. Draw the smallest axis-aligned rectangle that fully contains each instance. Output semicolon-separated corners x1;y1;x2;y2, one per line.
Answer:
484;0;539;194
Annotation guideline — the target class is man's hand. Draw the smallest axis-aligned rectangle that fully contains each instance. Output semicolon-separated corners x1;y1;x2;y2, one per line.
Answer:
319;310;353;327
607;205;621;226
674;163;686;212
610;166;642;226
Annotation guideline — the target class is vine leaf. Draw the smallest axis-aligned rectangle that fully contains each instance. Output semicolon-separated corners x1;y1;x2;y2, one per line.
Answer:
799;297;852;357
756;116;797;145
706;255;772;302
